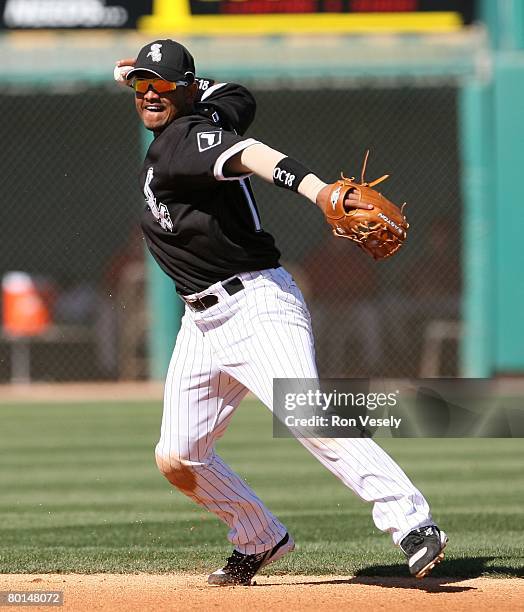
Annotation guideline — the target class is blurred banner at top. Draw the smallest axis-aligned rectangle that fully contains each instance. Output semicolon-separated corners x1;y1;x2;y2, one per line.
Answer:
0;0;152;28
0;0;474;31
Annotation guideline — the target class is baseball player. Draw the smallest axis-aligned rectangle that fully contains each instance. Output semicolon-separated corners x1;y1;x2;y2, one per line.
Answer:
114;39;448;586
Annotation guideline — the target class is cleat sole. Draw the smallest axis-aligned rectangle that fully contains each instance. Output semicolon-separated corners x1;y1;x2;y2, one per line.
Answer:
415;540;448;579
415;551;445;578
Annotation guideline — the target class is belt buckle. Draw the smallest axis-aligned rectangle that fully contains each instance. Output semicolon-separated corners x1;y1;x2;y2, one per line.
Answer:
186;294;219;312
185;297;205;312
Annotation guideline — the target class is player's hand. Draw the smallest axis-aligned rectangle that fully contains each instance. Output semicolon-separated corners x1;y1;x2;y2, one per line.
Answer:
316;184;373;213
114;58;136;85
116;58;136;68
344;191;373;210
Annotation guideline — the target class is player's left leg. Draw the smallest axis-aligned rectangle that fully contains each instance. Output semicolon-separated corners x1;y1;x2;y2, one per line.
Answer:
213;267;445;576
298;434;448;576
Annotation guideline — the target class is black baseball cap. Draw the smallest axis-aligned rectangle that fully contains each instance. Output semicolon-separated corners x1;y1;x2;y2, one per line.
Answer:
126;39;196;83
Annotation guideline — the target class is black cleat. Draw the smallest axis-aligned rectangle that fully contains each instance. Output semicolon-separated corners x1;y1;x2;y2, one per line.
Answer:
208;533;295;586
400;525;448;578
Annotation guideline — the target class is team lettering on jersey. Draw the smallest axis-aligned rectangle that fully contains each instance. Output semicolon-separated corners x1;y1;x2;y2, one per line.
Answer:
143;167;173;232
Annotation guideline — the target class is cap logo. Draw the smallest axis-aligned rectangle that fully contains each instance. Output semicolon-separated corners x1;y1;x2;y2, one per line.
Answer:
147;43;162;62
197;130;222;152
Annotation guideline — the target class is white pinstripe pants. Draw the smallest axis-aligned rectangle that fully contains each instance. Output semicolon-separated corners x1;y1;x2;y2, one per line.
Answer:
155;267;433;554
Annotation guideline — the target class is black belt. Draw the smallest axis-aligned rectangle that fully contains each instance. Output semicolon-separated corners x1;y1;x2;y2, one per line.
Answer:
183;277;245;312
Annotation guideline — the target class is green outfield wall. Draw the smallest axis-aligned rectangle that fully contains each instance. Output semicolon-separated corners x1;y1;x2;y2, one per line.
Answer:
493;53;524;372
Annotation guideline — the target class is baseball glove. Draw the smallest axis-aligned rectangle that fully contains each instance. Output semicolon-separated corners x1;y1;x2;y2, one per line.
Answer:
324;151;409;260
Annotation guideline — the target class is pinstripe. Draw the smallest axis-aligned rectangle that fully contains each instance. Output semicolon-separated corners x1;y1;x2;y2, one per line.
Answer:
158;290;288;552
199;465;257;544
182;318;200;463
232;279;416;530
212;290;267;397
210;455;285;545
162;314;192;468
195;455;284;552
185;467;251;544
192;298;288;552
255;272;428;539
195;324;212;462
210;366;220;452
156;267;432;554
299;436;412;535
208;460;284;552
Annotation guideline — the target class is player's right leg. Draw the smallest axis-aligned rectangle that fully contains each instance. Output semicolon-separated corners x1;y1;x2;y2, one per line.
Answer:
154;311;288;560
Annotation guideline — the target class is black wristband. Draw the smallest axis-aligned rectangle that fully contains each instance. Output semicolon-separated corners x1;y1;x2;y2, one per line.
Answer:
272;157;312;192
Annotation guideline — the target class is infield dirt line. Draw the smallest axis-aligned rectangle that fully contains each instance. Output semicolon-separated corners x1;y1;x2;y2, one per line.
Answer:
0;382;164;403
1;574;522;612
1;377;523;404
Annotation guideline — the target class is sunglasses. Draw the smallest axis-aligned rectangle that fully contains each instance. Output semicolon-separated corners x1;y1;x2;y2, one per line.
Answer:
131;78;188;94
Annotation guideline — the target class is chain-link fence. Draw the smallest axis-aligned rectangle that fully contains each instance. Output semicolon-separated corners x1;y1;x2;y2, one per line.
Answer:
250;83;461;379
0;84;145;382
0;77;461;382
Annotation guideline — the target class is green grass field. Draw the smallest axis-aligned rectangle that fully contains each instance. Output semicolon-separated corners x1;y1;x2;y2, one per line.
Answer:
0;399;522;578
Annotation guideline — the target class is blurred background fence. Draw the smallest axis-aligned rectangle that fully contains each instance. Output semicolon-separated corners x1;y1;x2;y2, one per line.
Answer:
247;83;461;379
0;0;522;384
0;77;461;381
0;84;145;381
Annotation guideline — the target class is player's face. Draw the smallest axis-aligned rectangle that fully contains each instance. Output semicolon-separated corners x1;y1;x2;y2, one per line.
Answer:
135;82;195;132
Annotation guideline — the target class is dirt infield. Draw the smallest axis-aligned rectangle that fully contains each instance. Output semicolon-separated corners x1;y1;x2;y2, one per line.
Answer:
2;377;523;404
1;574;523;612
0;382;164;403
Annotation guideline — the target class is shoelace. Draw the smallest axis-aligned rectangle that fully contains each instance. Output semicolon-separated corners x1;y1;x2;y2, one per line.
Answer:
223;550;246;570
402;533;425;555
223;549;265;574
